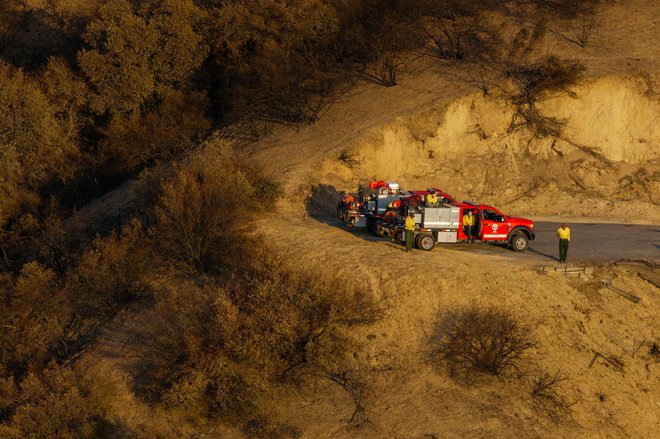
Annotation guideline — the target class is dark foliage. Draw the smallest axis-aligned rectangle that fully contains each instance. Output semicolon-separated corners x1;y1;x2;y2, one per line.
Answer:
433;305;537;377
530;370;574;416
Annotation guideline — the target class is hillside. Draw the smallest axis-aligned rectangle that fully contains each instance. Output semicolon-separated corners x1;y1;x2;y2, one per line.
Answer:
244;0;659;224
1;1;658;438
229;1;660;437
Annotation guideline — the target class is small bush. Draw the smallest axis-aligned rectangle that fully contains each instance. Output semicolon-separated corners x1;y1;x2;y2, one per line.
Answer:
151;145;277;273
0;262;68;372
100;90;211;172
432;305;536;377
530;370;573;415
70;218;150;310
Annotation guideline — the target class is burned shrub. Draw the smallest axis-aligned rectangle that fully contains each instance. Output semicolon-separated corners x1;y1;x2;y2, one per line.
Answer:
433;305;537;377
507;56;585;138
530;370;574;416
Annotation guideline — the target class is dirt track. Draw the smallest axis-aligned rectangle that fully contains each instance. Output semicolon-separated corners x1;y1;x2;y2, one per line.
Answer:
327;217;659;264
525;221;659;263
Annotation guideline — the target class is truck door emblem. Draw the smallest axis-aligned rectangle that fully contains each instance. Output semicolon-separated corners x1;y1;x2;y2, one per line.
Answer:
492;224;498;231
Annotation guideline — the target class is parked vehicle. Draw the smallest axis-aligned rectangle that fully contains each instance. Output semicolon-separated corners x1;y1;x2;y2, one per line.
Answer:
338;180;535;252
337;181;404;233
390;202;535;251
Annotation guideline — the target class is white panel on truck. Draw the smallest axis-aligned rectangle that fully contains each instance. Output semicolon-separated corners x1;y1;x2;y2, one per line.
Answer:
422;207;460;229
436;231;458;243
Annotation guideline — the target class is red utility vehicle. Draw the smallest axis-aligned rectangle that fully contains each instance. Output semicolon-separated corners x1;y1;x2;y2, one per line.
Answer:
454;202;535;251
337;181;535;252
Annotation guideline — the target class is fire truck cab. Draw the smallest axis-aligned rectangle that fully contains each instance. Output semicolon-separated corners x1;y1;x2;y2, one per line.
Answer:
456;202;535;251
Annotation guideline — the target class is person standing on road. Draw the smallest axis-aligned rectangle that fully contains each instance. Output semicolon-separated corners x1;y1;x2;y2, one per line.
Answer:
557;223;571;263
405;212;416;252
463;210;476;243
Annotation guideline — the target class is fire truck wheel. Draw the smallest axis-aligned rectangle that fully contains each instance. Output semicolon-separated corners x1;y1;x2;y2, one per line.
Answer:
510;233;529;252
417;233;435;251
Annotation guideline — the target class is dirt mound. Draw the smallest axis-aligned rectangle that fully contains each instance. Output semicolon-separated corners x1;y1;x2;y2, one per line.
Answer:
247;74;658;224
322;75;659;223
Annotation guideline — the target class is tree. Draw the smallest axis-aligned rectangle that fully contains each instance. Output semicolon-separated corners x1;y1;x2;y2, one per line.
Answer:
0;61;79;226
139;0;209;90
77;0;159;115
204;0;341;124
78;0;208;116
40;58;89;149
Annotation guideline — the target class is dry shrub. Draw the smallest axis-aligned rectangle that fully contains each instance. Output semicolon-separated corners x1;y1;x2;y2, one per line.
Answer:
70;218;150;311
0;364;107;438
151;145;278;273
433;305;537;377
242;415;302;439
5;198;88;272
0;60;80;227
0;262;69;372
533;0;600;19
530;370;574;417
229;256;381;377
101;90;211;171
53;219;152;363
507;56;585;138
417;5;496;63
132;254;379;434
131;279;238;402
162;356;255;423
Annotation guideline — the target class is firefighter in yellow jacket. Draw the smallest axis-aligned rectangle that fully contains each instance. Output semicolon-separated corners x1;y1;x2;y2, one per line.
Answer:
425;190;439;207
462;210;476;243
405;212;416;252
557;223;570;263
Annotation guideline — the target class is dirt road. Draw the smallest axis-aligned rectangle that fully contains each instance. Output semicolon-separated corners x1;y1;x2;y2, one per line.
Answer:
428;221;659;263
524;221;659;263
333;219;659;264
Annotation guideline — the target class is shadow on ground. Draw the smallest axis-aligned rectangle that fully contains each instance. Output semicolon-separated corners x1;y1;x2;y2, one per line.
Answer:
306;184;344;224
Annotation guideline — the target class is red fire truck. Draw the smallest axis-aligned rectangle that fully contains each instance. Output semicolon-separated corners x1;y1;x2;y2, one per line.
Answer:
389;201;535;251
338;181;535;252
337;182;456;235
337;181;404;233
